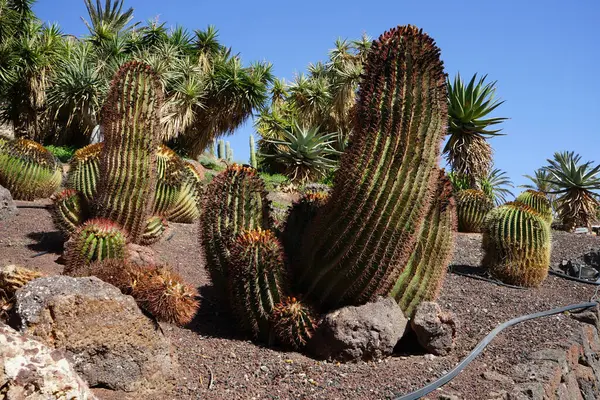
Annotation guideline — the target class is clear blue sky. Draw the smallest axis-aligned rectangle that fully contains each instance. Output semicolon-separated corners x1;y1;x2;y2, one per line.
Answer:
35;0;599;190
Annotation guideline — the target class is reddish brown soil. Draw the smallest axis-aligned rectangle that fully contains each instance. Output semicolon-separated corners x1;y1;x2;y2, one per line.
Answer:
1;203;599;400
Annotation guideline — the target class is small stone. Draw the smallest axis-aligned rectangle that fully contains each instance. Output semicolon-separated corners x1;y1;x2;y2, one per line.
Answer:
424;353;436;361
0;184;17;221
260;365;269;372
482;370;514;385
411;302;456;356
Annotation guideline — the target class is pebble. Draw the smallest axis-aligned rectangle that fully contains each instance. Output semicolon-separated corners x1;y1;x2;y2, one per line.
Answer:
260;365;269;372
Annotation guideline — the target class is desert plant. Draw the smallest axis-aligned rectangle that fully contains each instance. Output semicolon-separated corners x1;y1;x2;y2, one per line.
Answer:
0;138;62;200
483;201;551;287
455;189;494;232
166;161;203;223
261;122;341;183
51;189;89;235
0;264;43;298
480;168;514;205
272;296;318;350
521;168;554;193
389;171;456;317
217;139;225;160
295;26;450;310
444;73;507;184
63;218;127;272
227;229;288;341
67;142;103;202
45;145;76;162
544;151;600;231
153;144;183;215
249;135;257;168
141;215;168;245
515;190;553;224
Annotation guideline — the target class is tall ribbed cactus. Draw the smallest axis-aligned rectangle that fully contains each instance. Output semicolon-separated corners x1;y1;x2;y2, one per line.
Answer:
295;26;449;309
249;135;257;168
515;190;553;224
154;144;183;215
389;171;456;317
92;62;161;243
456;189;494;233
228;229;288;341
167;162;202;223
199;165;272;292
483;201;551;287
67;143;103;202
226;142;233;163
0;139;62;200
218;139;226;160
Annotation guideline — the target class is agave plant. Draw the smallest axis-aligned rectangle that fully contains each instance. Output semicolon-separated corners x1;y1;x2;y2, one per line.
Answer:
444;73;507;184
261;122;341;183
480;168;514;205
544;151;600;231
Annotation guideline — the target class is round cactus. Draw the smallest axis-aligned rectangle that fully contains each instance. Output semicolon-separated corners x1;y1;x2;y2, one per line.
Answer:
0;265;43;297
515;190;553;224
272;296;319;350
153;144;183;215
456;189;494;233
483;202;551;287
228;229;288;341
51;189;89;235
67;143;103;202
64;218;127;274
0;138;62;200
166;161;203;223
141;215;168;245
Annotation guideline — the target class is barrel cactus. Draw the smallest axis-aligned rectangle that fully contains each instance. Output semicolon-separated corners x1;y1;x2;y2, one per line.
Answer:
141;216;168;245
67;143;103;202
51;189;89;235
483;201;551;287
0;138;62;200
272;296;318;350
515;190;553;224
456;189;494;232
166;161;203;223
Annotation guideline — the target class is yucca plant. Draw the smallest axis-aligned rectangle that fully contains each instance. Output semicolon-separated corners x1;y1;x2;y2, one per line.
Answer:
445;73;507;184
544;151;600;231
261;122;341;183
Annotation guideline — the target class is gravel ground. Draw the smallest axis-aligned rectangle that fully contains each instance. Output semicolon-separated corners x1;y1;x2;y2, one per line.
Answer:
1;203;600;400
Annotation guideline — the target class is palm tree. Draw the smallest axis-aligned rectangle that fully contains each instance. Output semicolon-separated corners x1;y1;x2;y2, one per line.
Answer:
544;151;600;231
444;73;507;186
521;168;555;193
82;0;135;46
480;168;514;205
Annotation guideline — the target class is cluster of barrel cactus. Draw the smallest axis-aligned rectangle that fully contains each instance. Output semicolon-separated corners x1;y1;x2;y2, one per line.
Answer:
51;62;199;326
200;25;457;349
483;190;553;287
0;138;62;200
456;189;494;232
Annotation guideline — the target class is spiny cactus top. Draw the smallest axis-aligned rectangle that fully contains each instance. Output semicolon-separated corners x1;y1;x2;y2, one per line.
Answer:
93;62;163;243
296;25;449;308
515;190;553;224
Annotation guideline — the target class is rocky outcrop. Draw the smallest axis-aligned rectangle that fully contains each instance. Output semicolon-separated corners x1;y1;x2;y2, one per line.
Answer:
14;275;177;394
0;323;97;399
411;302;457;356
308;296;408;361
0;184;17;221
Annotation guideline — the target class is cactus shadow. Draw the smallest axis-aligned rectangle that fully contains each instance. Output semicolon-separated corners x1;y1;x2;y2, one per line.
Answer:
26;231;65;255
449;264;487;277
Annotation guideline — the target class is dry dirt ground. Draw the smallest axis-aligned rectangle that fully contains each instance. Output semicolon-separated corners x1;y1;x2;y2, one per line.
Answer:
1;201;600;400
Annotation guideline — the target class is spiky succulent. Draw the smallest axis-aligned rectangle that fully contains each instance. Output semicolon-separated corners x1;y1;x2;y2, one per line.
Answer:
483;201;551;287
67;143;103;202
0;138;62;200
154;144;183;215
444;73;507;182
261;122;341;183
272;296;319;349
455;189;494;233
228;229;288;341
51;189;89;235
166;161;203;223
63;218;127;274
480;168;514;206
141;215;168;245
0;265;43;298
515;190;553;224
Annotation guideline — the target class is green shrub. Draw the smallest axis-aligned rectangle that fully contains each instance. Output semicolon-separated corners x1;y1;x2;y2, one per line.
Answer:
45;145;76;163
260;173;289;192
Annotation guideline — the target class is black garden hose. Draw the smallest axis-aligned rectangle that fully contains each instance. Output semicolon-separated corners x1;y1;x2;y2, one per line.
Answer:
449;268;526;290
393;300;599;400
548;269;600;285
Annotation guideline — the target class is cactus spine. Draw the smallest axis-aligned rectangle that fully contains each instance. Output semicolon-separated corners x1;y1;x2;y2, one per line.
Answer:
456;189;494;233
389;171;456;317
295;26;449;309
249;135;257;168
92;62;161;243
515;190;553;224
0;139;62;200
52;189;89;235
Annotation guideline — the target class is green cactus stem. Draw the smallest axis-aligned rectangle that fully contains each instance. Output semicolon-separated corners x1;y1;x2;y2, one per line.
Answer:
296;25;449;309
166;162;203;223
154;144;183;215
141;215;168;245
456;189;494;233
92;62;162;243
199;165;272;293
218;139;226;160
249;135;257;169
483;201;551;287
63;218;127;274
0;139;62;200
67;143;103;203
51;189;89;235
272;296;319;350
389;171;457;317
226;142;233;163
515;190;553;224
228;229;288;341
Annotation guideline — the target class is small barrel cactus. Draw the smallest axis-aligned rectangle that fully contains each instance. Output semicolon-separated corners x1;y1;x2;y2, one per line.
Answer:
141;215;168;245
64;218;127;274
456;189;494;233
67;143;103;202
515;190;553;224
0;138;62;200
166;161;203;223
272;296;319;350
483;201;551;287
228;229;288;341
0;265;43;297
51;189;89;235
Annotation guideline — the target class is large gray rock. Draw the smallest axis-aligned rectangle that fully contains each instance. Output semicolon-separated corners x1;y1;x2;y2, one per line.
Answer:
411;302;456;356
0;184;17;221
308;296;408;361
0;323;97;400
15;275;176;394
